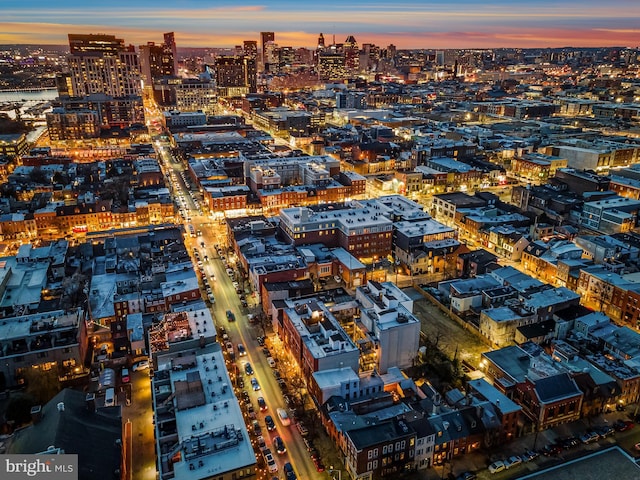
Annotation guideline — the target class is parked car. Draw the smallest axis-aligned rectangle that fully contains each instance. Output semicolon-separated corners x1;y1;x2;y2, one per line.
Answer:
541;443;563;456
252;419;262;436
283;462;296;480
265;415;276;431
456;473;477;480
580;432;600;444
121;368;130;383
505;456;522;469
522;450;539;462
296;421;308;436
132;360;149;371
614;419;635;431
257;336;265;346
302;437;314;451
488;461;506;474
264;449;277;473
251;377;261;391
273;436;286;454
595;425;615;438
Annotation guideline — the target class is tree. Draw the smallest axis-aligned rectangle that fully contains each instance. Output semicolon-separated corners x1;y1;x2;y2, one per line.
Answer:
4;393;36;426
22;367;61;405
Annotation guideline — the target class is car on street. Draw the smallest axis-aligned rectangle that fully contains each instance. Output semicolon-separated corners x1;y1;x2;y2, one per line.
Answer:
226;342;235;356
273;437;287;455
265;415;276;431
580;431;600;444
237;343;247;356
522;450;539;462
615;420;635;431
263;449;277;473
277;408;291;426
488;461;506;474
283;462;296;480
541;443;563;456
296;421;308;436
251;377;261;391
257;397;267;411
244;362;253;375
241;391;250;404
252;420;262;436
226;310;236;322
302;437;314;451
132;360;149;371
456;473;477;480
505;456;522;469
257;336;265;346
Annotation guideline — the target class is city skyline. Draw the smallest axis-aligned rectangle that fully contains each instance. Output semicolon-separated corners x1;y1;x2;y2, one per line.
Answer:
2;0;640;49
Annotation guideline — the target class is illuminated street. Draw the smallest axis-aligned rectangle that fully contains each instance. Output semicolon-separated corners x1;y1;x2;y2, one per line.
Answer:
153;133;319;479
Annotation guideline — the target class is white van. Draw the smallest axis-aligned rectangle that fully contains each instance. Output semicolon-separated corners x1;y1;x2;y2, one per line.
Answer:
104;388;116;407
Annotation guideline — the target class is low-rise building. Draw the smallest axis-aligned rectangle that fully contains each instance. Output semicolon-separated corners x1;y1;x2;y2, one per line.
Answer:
356;281;421;373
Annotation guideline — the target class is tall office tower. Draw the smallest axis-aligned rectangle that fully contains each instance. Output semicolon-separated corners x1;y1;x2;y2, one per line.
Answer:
243;40;258;59
343;35;360;72
318;52;347;81
214;56;252;96
260;31;275;70
139;37;176;86
277;46;295;73
68;33;125;55
317;33;326;52
163;32;179;74
242;41;259;93
66;33;141;97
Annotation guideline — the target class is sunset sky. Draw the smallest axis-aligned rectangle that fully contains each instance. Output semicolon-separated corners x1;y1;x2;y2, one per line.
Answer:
2;0;640;49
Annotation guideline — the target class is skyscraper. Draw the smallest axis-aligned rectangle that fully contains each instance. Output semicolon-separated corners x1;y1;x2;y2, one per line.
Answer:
68;33;125;55
243;41;258;93
260;32;275;70
163;32;179;75
243;40;258;60
214;56;252;96
66;33;141;97
343;35;360;72
139;33;177;86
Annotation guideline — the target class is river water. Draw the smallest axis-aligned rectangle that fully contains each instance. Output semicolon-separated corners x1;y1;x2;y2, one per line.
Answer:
0;89;58;103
